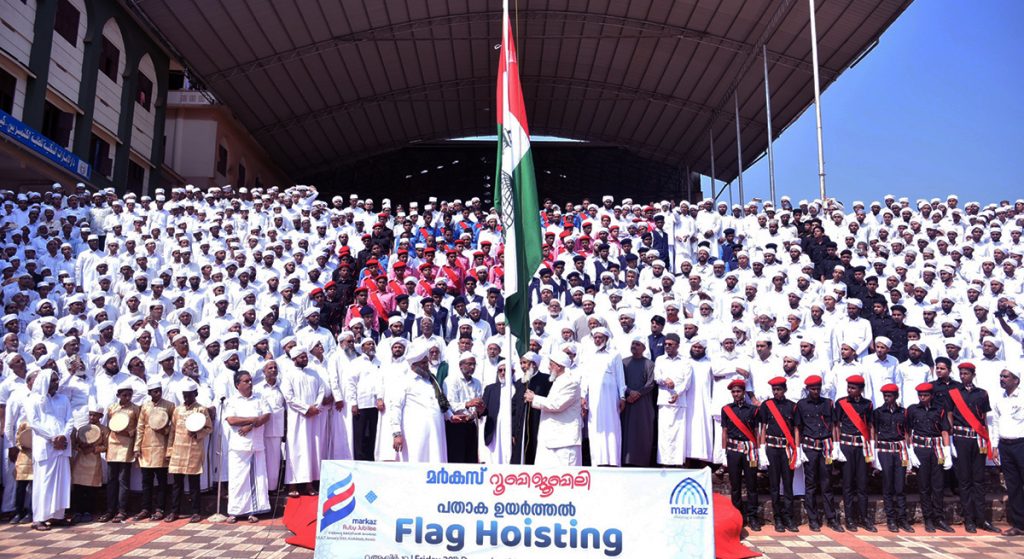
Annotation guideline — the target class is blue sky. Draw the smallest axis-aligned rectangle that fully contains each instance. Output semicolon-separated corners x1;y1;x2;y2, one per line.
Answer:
703;0;1024;207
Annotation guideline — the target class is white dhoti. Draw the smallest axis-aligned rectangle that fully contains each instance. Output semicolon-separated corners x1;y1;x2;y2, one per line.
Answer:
374;407;400;462
227;449;271;516
322;409;353;461
284;410;322;484
264;436;283;491
657;406;687;465
2;453;15;513
32;456;71;522
535;445;582;467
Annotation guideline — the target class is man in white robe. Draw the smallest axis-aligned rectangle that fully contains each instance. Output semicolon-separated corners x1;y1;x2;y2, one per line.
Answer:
684;337;715;464
655;333;690;465
223;370;271;522
526;352;582;467
280;345;325;496
254;361;285;491
390;341;448;463
579;327;626;466
27;370;73;530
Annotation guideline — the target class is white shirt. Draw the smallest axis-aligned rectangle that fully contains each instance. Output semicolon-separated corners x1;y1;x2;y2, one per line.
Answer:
993;387;1024;445
224;393;269;452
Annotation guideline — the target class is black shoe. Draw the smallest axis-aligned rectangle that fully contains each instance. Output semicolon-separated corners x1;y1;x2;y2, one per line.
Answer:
808;521;822;532
925;521;936;533
899;520;915;533
861;522;878;533
887;521;899;533
828;520;845;533
748;518;762;532
965;522;977;533
845;521;859;532
787;522;799;533
936;521;954;533
775;521;786;533
978;521;1002;533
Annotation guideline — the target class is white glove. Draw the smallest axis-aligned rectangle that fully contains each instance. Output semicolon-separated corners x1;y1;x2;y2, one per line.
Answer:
714;446;727;466
909;448;921;469
870;443;882;471
832;444;847;463
758;447;770;470
942;446;953;470
798;447;810;464
950;442;958;458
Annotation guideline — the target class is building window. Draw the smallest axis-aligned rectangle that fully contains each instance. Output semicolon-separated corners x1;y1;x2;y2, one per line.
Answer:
41;101;74;147
254;176;263;189
237;162;246;188
98;37;120;82
136;73;153;110
127;160;145;191
0;69;15;114
89;134;113;177
216;145;228;176
54;0;80;46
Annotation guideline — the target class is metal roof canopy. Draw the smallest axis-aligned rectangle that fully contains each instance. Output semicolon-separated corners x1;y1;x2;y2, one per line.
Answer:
130;0;911;185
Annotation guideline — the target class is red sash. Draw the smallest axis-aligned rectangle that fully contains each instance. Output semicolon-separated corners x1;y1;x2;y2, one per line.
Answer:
388;280;404;297
765;400;798;470
950;388;994;459
441;266;461;287
722;405;757;443
839;399;871;442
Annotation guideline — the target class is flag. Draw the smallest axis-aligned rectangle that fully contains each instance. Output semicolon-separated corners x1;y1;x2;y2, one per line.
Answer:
494;1;542;355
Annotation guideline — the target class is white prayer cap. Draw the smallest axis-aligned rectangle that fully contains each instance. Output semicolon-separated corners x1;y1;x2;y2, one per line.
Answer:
982;336;1002;349
181;379;199;393
459;352;476;363
592;327;611;338
339;330;355;340
405;340;432;364
494;313;506;324
874;336;892;349
846;298;863;309
388;315;404;326
907;341;926;351
116;380;135;392
521;351;541;366
88;398;104;414
157;348;175;362
630;335;647;348
287;345;308;359
549;352;571;369
618;308;635;319
146;377;163;391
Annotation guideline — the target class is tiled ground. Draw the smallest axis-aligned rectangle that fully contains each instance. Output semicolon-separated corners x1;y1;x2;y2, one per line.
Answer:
1;516;1023;558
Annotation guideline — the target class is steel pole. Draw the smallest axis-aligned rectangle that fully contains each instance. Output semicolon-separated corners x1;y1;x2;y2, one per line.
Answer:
762;45;776;206
808;0;827;200
734;92;744;205
709;128;717;201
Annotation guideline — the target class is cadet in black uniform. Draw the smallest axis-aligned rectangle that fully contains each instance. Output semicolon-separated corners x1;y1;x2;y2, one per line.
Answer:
872;383;912;533
949;362;1000;533
834;374;876;532
906;382;954;533
931;357;962;412
757;376;801;533
720;379;761;531
796;375;842;532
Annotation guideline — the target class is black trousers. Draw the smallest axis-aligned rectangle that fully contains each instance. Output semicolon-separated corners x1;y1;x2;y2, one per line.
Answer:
803;446;836;524
171;473;201;515
445;421;479;464
952;436;987;523
72;485;100;514
914;446;945;522
353;408;379;461
106;461;132;515
999;439;1024;530
15;479;30;516
766;446;794;523
840;444;868;524
877;451;907;522
726;448;758;519
140;467;170;512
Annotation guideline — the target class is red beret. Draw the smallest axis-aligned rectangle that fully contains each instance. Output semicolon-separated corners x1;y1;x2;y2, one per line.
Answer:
324;281;336;289
366;258;378;265
804;375;823;386
354;287;368;294
310;288;323;296
768;376;787;387
446;249;457;255
880;383;900;393
846;375;865;386
481;240;492;245
579;235;591;240
559;230;573;238
916;383;934;392
397;249;408;255
338;247;351;255
393;262;406;269
473;251;485;257
418;262;432;270
728;379;747;391
424;247;436;253
337;263;351;270
957;362;976;371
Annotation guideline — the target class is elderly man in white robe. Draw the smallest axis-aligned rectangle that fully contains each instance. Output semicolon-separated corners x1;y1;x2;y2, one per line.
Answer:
525;352;583;467
579;327;626;466
375;338;409;461
223;370;271;523
280;345;325;497
27;370;74;531
254;360;285;492
390;341;449;463
684;337;716;466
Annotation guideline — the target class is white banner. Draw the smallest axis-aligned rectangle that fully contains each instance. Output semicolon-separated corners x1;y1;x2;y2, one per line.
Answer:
314;461;714;558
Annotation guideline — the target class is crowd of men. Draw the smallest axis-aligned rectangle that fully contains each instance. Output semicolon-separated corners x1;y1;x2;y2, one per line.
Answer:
0;183;1022;537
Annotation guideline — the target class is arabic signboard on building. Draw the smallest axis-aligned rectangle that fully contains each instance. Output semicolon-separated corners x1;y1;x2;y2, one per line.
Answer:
0;108;91;179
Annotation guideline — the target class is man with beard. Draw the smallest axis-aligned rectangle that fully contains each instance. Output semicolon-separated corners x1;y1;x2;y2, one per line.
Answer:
620;337;656;466
280;345;325;497
684;338;715;467
348;338;382;461
391;341;449;463
511;352;552;465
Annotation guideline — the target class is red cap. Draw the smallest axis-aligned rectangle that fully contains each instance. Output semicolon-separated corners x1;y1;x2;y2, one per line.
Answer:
424;247;436;253
324;281;336;289
481;240;492;245
728;379;747;391
446;249;457;255
957;362;976;371
559;230;573;238
397;249;408;255
338;247;351;256
846;375;866;386
393;262;406;269
354;287;368;294
310;288;323;296
418;262;433;270
880;383;900;393
916;383;934;392
768;376;787;387
804;375;823;386
366;258;378;265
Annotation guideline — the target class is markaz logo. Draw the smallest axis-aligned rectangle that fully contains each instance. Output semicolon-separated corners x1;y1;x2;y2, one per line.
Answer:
669;477;709;517
321;472;357;531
